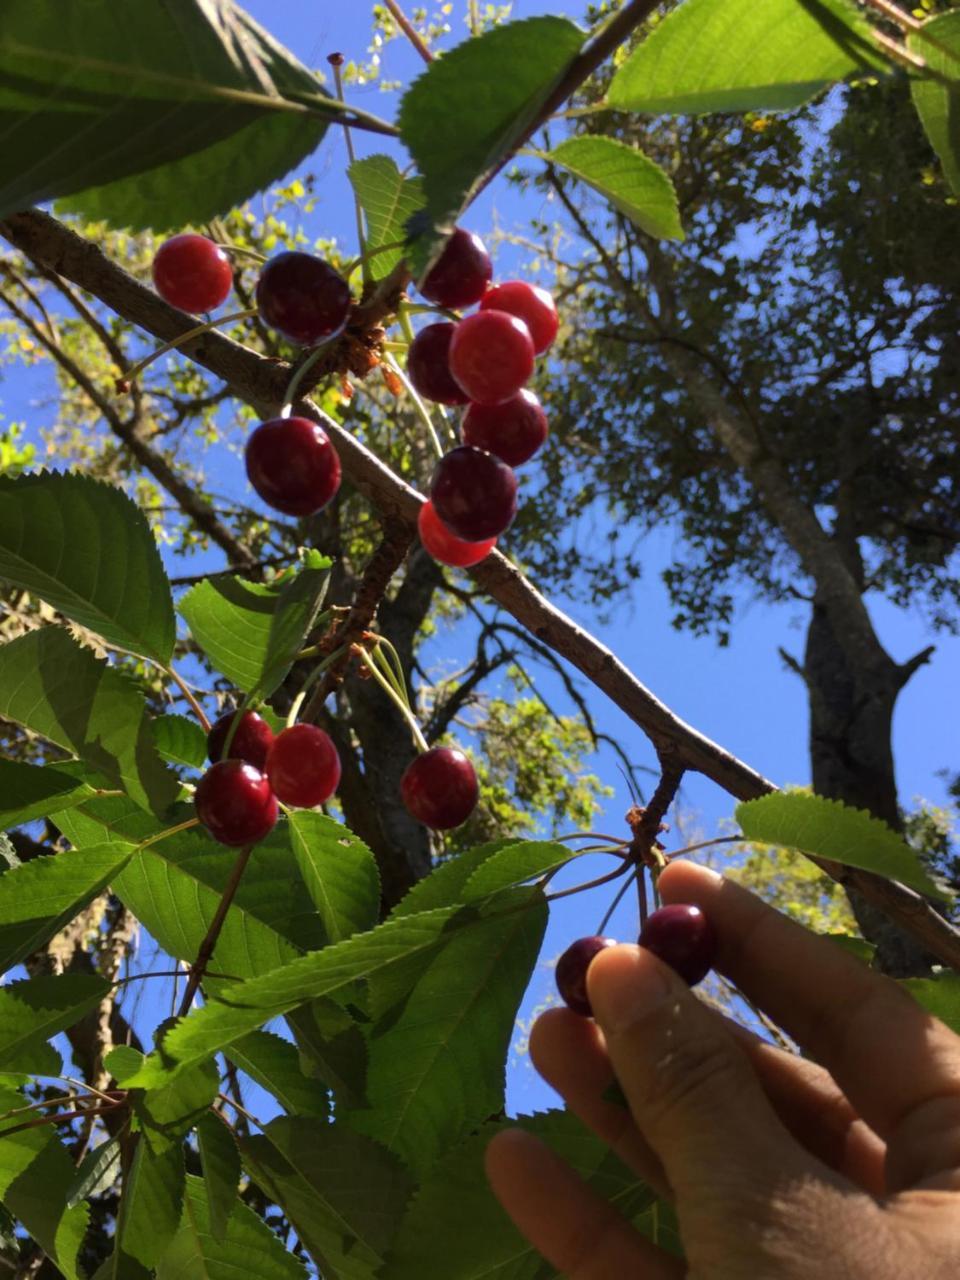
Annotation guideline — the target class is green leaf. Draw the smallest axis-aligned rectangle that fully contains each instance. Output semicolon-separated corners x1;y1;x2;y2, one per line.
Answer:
0;973;110;1074
909;13;960;196
0;760;96;830
346;890;547;1176
542;136;683;240
241;1117;412;1280
0;0;340;228
902;973;960;1036
226;1031;329;1120
348;156;424;281
66;1136;122;1209
398;17;584;261
157;1174;307;1280
153;715;208;770
461;840;582;901
390;840;516;919
0;472;175;662
285;1003;368;1109
196;1113;240;1243
118;1140;184;1269
137;1059;219;1153
287;812;380;943
608;0;886;115
735;793;948;899
0;629;178;816
179;566;329;702
0;843;134;976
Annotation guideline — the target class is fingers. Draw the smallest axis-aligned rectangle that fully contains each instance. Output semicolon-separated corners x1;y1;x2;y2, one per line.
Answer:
485;1129;682;1280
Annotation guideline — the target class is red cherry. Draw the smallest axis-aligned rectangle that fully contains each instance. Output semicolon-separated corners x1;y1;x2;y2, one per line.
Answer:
418;500;495;568
480;281;558;354
195;760;278;847
419;229;493;310
256;251;351;347
245;416;341;517
449;311;535;406
152;234;233;314
265;724;341;808
555;936;618;1017
407;323;470;406
400;746;478;830
639;904;717;987
207;710;275;770
461;390;548;467
430;446;517;542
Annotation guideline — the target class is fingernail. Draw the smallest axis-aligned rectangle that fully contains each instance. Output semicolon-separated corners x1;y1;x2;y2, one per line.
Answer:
589;945;674;1037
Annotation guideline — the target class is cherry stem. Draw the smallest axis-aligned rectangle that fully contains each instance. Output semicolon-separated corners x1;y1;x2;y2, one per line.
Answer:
370;638;408;705
554;831;629;846
178;844;255;1017
384;353;445;459
359;646;430;753
281;343;336;417
119;308;257;389
344;238;410;281
286;644;352;726
137;818;201;851
213;242;268;264
544;860;631;904
164;665;212;732
219;695;256;759
383;0;435;63
328;54;368;278
597;865;639;936
668;835;740;860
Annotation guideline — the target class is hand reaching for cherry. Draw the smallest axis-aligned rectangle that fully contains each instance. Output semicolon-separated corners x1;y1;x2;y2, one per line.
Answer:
487;860;960;1278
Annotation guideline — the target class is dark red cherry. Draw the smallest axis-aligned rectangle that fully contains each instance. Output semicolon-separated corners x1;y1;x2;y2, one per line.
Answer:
556;936;618;1017
430;446;517;542
449;311;535;406
152;234;233;314
461;390;548;467
480;281;558;354
245;416;341;517
419;228;493;310
207;710;275;770
266;724;341;808
195;760;278;847
418;500;495;568
400;746;478;830
639;904;717;987
407;323;470;406
256;251;351;347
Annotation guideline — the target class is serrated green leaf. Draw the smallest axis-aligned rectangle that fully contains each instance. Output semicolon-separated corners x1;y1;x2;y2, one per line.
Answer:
285;1003;368;1108
902;973;960;1036
53;792;165;849
461;840;581;901
287;812;380;943
608;0;886;115
0;472;175;662
66;1135;122;1210
226;1030;329;1119
118;1140;184;1269
0;843;134;976
0;629;178;816
909;13;960;196
196;1113;239;1243
241;1117;412;1279
735;793;948;899
0;973;110;1074
390;840;517;919
542;136;683;239
137;1059;219;1154
153;715;208;770
0;837;18;877
348;155;424;280
179;567;329;702
0;760;96;830
157;1174;307;1280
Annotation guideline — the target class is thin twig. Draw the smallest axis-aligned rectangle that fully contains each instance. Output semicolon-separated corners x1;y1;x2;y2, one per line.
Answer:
545;861;631;904
383;0;435;63
178;845;255;1016
328;53;369;278
165;665;212;732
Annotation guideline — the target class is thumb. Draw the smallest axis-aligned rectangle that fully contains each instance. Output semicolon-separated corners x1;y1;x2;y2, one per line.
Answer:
587;943;812;1205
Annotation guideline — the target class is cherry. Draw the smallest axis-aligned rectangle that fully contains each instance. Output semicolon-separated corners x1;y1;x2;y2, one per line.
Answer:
418;500;495;568
266;724;341;808
480;281;558;354
400;746;478;829
461;390;549;467
207;710;275;771
639;904;717;987
245;416;341;517
195;760;278;847
256;251;351;347
556;936;618;1017
407;323;470;406
419;228;493;310
152;234;233;314
449;311;535;406
430;446;517;542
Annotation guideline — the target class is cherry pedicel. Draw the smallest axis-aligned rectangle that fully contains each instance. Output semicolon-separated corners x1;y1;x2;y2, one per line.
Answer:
195;760;278;847
449;310;536;406
419;228;493;310
480;280;558;355
152;234;233;315
245;416;341;517
556;936;618;1017
207;710;275;771
400;746;479;830
256;251;351;347
462;390;549;467
639;904;717;987
266;724;342;808
407;323;470;406
430;445;518;542
418;500;495;568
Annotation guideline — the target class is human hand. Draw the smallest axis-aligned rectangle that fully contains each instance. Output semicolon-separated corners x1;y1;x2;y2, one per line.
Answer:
485;860;960;1277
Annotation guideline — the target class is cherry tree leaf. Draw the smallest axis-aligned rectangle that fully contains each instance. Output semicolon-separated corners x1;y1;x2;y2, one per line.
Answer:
196;1113;240;1243
908;12;960;196
348;156;424;280
287;812;380;943
542;137;683;240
